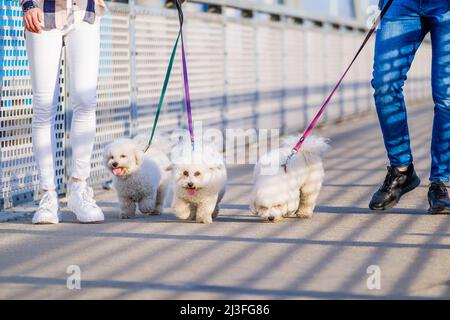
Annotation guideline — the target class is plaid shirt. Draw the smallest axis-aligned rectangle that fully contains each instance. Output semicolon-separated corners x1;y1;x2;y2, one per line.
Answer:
21;0;107;30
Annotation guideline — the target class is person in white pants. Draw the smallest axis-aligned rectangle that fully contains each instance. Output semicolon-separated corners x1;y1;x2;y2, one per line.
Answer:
23;0;106;224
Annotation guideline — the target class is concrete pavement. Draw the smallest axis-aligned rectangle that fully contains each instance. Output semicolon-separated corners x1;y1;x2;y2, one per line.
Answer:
0;102;449;299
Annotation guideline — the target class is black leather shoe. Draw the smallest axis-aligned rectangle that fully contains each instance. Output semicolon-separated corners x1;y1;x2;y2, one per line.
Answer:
369;164;420;210
428;181;450;214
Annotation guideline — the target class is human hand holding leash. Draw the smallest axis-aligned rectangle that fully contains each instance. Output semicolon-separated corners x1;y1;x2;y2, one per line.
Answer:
23;8;43;33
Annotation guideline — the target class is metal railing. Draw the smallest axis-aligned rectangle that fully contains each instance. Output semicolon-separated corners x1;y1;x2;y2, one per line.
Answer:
0;0;432;210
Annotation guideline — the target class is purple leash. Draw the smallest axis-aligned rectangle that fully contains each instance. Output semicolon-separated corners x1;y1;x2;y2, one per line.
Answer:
176;0;195;150
181;31;194;149
282;0;394;172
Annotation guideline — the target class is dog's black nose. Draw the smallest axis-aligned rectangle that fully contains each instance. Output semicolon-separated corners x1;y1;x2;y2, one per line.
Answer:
112;161;118;168
187;182;194;188
268;216;275;222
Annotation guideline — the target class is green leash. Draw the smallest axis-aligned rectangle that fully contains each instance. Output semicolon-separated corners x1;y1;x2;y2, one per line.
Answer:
144;30;182;153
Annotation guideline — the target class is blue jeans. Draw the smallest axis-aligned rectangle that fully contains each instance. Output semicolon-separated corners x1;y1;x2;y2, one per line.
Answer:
372;0;450;182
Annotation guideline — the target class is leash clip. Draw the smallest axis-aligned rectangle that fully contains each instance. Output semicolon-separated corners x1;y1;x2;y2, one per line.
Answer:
282;148;298;173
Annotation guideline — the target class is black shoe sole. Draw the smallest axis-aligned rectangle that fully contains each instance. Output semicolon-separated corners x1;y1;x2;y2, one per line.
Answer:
369;176;421;211
428;202;450;215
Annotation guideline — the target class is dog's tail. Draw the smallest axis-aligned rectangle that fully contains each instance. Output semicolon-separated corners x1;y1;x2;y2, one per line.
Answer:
282;135;330;155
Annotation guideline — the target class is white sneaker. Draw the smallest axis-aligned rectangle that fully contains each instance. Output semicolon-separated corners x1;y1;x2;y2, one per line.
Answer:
67;181;104;223
32;190;61;225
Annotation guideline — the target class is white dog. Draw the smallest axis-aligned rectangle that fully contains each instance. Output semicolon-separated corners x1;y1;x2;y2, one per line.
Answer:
171;141;227;224
103;136;170;218
250;135;329;222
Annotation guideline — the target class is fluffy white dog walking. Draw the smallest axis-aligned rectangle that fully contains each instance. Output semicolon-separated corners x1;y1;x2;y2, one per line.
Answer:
103;136;170;218
171;141;227;224
250;135;330;222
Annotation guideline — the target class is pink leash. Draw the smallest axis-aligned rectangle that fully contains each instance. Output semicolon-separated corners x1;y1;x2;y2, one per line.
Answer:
282;0;394;172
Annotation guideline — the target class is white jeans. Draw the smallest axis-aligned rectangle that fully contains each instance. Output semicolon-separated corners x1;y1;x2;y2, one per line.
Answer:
26;21;100;191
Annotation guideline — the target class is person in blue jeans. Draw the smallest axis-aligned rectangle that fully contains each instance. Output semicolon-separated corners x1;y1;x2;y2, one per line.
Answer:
369;0;450;214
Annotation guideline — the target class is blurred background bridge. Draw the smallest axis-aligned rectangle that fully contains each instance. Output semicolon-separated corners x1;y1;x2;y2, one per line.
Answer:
0;0;432;210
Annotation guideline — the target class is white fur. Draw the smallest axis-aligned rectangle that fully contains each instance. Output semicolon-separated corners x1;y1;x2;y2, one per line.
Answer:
171;142;227;224
133;133;174;208
250;135;330;222
103;137;168;219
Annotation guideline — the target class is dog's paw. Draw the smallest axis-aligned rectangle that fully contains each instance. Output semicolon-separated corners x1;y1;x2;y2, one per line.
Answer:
150;210;161;216
175;209;192;220
140;210;159;216
197;216;213;224
285;211;297;218
297;210;314;219
120;212;135;219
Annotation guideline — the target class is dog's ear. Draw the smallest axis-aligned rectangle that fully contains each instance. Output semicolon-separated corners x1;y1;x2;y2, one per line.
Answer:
203;151;223;170
205;158;221;170
135;149;144;166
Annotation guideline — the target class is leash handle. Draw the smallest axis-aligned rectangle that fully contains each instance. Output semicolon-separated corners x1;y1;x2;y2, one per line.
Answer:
290;0;394;154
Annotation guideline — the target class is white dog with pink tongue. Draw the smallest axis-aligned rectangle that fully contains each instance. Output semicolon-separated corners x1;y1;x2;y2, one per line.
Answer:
103;134;172;219
171;141;227;224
